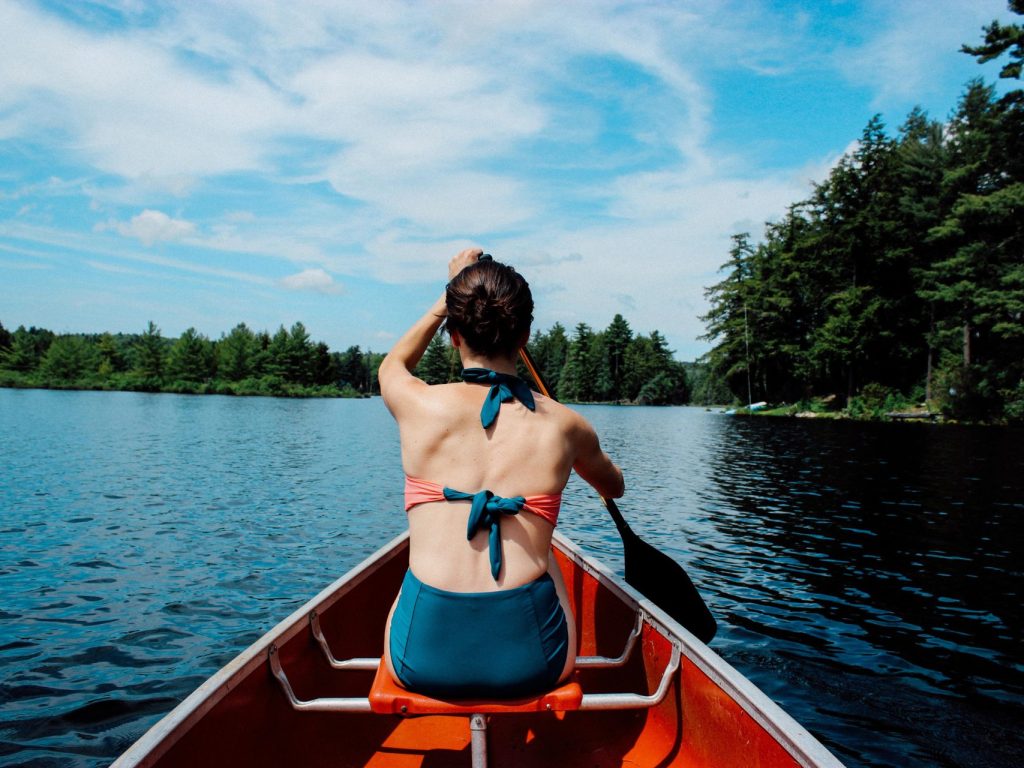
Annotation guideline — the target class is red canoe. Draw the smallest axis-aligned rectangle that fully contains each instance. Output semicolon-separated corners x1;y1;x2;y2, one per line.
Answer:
113;532;846;767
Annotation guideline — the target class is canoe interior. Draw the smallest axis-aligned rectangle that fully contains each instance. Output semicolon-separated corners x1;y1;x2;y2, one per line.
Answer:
120;535;827;767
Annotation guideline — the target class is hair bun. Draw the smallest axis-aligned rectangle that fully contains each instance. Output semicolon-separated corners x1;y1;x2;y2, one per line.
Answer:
444;259;534;358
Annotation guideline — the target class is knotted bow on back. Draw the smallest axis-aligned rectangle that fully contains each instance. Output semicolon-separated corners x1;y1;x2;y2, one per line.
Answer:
461;368;536;428
443;487;525;580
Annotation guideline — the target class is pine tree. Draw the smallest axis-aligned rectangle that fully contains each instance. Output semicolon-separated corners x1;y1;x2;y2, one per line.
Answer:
95;332;127;377
41;336;97;382
1;326;41;372
218;324;256;382
336;345;368;390
604;315;633;401
558;323;595;401
286;322;315;384
417;333;455;385
526;323;568;397
133;321;166;389
168;328;215;382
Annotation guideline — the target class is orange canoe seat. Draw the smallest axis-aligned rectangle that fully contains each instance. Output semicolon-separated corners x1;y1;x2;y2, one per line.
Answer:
271;608;678;715
367;661;583;715
269;608;680;767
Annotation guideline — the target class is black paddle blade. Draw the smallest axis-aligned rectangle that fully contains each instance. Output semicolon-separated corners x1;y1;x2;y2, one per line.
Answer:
622;533;718;644
604;499;717;644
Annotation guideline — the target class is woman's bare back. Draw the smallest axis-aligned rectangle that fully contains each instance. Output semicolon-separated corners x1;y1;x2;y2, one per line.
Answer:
399;381;578;592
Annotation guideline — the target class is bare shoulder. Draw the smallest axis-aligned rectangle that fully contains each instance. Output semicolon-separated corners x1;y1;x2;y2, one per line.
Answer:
533;394;592;438
381;370;457;422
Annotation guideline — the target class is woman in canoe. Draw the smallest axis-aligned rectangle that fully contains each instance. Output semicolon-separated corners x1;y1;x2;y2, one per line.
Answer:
378;248;625;699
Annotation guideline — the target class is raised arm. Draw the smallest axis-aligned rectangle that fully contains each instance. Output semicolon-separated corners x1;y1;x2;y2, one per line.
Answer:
378;248;482;417
571;415;625;499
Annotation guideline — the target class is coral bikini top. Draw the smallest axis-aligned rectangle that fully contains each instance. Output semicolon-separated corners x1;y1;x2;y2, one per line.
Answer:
403;476;562;581
404;475;562;526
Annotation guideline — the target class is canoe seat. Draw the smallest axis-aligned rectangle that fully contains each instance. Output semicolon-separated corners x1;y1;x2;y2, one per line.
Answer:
367;661;583;715
271;608;678;716
270;609;680;768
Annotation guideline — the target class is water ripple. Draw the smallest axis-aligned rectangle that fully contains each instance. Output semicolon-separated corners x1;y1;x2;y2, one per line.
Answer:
1;393;1022;767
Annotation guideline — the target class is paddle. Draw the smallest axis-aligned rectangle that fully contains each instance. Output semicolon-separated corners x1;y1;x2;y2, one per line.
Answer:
518;344;718;644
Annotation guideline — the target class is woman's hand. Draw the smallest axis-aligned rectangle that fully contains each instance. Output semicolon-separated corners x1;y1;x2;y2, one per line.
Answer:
448;247;483;281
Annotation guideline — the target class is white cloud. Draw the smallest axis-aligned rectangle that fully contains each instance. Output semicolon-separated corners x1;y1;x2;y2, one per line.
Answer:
0;1;715;233
3;0;1011;357
280;268;343;295
834;0;1010;109
3;220;274;288
108;209;196;246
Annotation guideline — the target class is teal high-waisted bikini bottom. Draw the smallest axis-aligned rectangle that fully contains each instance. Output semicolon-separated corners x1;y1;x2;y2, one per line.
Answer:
388;568;569;699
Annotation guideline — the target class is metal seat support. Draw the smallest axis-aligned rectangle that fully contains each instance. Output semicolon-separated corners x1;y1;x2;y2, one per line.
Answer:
270;609;680;767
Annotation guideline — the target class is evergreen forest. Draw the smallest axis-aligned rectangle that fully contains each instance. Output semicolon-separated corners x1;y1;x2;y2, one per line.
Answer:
0;321;381;398
0;316;698;405
417;317;698;405
701;5;1024;423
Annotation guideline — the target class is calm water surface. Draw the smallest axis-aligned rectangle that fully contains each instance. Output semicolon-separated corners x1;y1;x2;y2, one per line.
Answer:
0;389;1021;767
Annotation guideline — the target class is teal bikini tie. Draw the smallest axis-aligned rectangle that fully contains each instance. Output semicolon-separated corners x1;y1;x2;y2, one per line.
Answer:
443;487;525;580
461;368;536;428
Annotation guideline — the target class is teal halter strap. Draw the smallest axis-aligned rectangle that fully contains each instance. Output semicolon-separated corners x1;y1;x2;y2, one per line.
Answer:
442;487;526;580
460;368;536;428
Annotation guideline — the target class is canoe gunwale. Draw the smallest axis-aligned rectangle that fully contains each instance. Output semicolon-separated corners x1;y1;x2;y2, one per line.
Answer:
114;529;845;768
551;531;845;768
111;532;412;768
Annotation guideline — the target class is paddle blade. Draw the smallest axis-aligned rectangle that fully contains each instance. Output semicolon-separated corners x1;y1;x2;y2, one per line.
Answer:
622;532;718;645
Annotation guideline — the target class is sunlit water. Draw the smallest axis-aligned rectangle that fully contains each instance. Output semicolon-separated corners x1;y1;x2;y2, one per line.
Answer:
1;390;1021;767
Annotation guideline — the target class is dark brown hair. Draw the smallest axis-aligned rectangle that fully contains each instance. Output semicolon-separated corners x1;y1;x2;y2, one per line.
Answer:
445;259;533;358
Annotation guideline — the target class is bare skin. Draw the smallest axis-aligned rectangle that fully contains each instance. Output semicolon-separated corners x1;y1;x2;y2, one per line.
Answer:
378;248;624;687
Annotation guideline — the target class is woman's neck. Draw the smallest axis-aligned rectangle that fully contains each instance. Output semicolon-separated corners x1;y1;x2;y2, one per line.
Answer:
458;350;519;377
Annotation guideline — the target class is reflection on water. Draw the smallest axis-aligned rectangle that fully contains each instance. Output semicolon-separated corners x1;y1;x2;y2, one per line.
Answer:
1;391;1021;767
0;391;407;765
563;408;1023;768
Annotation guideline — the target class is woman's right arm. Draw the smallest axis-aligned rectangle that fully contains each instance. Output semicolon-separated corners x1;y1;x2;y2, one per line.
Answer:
571;416;625;499
379;248;483;419
378;294;446;418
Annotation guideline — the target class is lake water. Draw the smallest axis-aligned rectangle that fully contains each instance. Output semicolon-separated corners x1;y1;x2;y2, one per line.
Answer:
1;389;1021;767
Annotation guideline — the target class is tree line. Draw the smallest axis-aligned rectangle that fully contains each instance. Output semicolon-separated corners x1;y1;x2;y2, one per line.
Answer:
0;321;384;398
0;315;700;404
701;7;1024;423
416;315;695;405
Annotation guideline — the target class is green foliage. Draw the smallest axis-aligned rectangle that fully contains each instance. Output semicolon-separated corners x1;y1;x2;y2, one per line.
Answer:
557;323;596;401
1;327;45;372
336;345;368;390
2;308;705;404
218;323;257;381
416;333;458;384
0;312;698;404
0;320;381;399
1002;379;1024;423
700;14;1024;422
962;1;1024;81
525;323;569;399
686;362;734;406
603;314;633;401
41;335;97;383
168;327;216;382
133;321;167;389
845;383;913;420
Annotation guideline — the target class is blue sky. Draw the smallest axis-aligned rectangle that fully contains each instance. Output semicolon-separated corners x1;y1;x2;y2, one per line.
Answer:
0;0;1014;360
